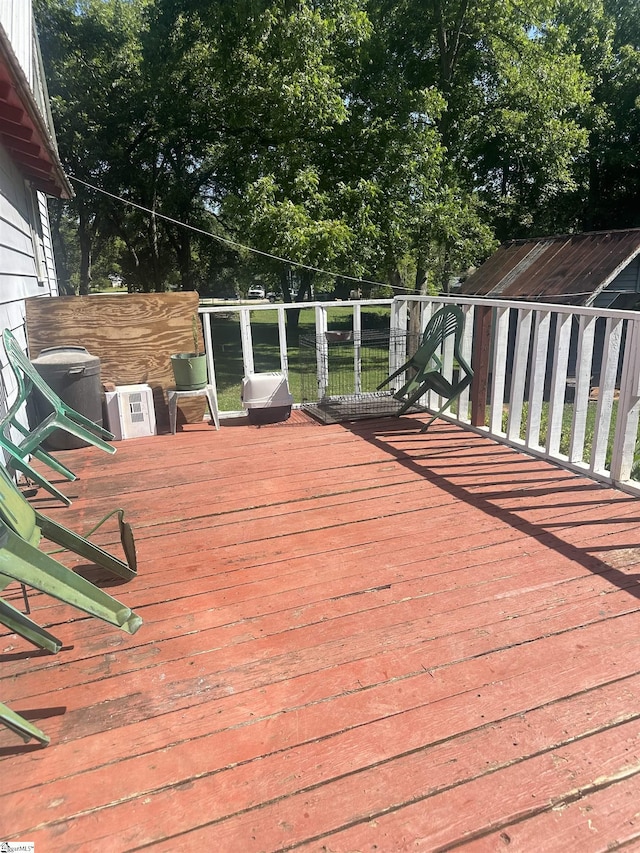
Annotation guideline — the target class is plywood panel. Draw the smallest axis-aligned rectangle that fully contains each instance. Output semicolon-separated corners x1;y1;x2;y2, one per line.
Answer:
25;292;206;428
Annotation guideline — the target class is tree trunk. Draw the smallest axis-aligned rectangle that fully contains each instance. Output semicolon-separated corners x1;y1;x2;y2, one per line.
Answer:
389;267;404;295
78;206;92;296
177;233;194;290
286;269;314;344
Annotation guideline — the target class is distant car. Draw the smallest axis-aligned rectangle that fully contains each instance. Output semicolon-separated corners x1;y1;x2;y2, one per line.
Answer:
247;285;266;299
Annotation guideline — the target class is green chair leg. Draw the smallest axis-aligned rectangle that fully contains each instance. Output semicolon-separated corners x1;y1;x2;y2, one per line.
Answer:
3;446;72;506
0;522;142;634
0;597;62;652
36;511;137;581
0;700;49;744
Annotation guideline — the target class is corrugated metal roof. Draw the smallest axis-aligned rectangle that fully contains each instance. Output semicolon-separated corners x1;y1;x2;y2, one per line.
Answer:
460;230;640;305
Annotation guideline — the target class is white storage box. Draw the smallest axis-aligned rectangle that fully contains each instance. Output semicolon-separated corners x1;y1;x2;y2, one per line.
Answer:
241;372;293;424
104;384;157;440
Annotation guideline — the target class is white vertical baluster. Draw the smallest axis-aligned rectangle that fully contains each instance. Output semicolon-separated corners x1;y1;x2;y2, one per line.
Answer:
546;311;572;458
610;318;640;482
456;304;475;423
277;307;288;377
490;306;509;435
590;316;622;474
507;308;533;442
569;314;596;464
239;308;255;377
525;310;551;449
353;303;362;394
315;306;328;399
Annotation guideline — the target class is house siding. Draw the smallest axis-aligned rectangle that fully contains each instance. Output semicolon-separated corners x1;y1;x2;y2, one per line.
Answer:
0;0;61;449
0;0;32;86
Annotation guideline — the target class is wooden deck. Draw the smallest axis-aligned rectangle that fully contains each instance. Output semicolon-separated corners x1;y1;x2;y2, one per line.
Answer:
2;413;640;851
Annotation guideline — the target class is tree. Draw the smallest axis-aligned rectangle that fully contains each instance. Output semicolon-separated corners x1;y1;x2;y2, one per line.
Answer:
35;0;151;293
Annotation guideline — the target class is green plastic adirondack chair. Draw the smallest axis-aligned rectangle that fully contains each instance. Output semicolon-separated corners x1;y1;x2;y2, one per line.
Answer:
378;304;473;432
1;328;116;502
0;700;49;745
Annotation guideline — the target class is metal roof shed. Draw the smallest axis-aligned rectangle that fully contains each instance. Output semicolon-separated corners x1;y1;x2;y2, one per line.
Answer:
460;229;640;309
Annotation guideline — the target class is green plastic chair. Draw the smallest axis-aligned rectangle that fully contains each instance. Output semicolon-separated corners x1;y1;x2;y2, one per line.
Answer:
1;328;116;502
378;304;473;432
0;700;49;745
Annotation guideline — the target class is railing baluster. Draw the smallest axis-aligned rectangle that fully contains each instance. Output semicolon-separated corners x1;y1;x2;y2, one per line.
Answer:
238;307;255;377
526;309;551;449
457;304;475;423
490;307;510;434
390;298;407;377
507;307;533;443
590;316;622;474
353;303;362;395
546;311;571;458
610;317;640;482
202;312;218;408
315;305;328;398
569;314;596;464
277;307;288;377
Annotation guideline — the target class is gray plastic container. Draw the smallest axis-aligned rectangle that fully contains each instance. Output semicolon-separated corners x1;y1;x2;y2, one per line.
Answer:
30;346;103;450
241;372;293;425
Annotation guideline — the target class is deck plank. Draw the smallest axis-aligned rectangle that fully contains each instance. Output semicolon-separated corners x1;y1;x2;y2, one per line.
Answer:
1;416;639;851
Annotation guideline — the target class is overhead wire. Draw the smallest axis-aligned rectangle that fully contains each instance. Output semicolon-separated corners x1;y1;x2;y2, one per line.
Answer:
69;175;394;291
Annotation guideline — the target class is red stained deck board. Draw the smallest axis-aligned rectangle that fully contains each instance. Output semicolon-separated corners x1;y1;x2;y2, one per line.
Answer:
2;418;640;850
463;773;640;851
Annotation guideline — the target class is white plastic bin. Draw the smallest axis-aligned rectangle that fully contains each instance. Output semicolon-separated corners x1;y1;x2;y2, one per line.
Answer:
241;372;293;424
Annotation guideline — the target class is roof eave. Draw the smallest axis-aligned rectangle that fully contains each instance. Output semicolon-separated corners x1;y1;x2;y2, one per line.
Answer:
0;22;72;199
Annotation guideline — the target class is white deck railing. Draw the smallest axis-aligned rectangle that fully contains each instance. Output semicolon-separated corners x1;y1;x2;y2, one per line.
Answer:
200;296;640;495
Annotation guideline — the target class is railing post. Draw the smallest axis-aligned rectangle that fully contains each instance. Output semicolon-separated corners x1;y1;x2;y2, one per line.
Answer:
315;306;328;398
277;307;288;377
471;305;492;427
239;308;255;377
201;310;219;408
353;303;362;394
390;298;407;377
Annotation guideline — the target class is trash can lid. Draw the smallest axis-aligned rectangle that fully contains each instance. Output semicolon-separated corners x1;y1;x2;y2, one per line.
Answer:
31;346;101;377
32;346;99;366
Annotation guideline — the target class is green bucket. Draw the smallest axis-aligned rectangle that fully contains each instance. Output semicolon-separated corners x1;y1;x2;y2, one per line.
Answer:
170;353;208;390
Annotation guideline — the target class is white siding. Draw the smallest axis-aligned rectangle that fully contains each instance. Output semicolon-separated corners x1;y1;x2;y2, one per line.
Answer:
0;1;60;462
0;144;53;300
0;0;32;86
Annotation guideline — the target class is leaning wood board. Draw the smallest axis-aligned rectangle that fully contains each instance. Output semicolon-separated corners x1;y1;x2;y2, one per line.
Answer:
25;292;206;428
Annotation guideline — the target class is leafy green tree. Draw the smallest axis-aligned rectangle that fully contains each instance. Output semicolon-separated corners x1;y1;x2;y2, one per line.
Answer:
35;0;151;293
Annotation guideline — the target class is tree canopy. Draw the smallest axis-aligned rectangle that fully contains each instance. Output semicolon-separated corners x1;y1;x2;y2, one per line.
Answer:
33;0;640;296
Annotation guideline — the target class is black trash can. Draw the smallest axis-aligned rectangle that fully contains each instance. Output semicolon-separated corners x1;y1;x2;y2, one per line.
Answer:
29;346;103;450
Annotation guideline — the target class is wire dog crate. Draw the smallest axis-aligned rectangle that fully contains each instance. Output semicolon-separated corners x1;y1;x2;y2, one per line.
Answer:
298;328;418;424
